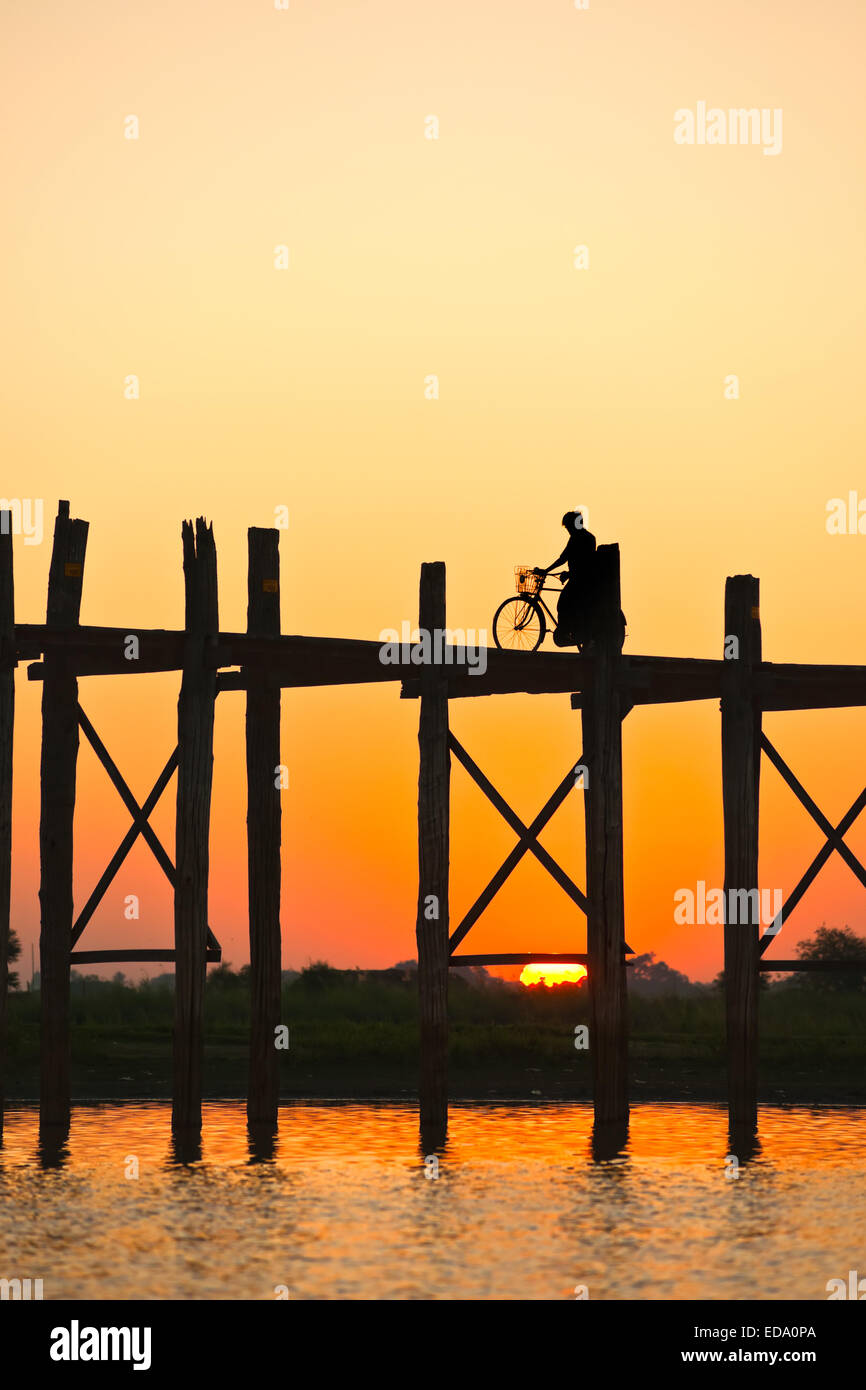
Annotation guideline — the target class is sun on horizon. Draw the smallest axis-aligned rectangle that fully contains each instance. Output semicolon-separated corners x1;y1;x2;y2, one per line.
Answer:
520;963;588;988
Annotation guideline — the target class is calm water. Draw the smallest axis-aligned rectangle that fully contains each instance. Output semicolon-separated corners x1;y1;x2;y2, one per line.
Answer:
1;1101;864;1300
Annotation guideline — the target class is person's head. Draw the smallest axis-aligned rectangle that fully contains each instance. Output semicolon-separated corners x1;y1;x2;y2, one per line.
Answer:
562;510;585;533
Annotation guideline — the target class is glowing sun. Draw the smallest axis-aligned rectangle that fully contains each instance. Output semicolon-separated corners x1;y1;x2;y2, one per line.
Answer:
520;963;588;988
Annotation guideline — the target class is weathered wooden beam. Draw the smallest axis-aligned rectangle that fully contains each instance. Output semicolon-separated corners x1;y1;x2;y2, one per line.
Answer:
400;652;589;700
212;630;386;677
450;953;590;967
39;501;88;1134
16;622;184;650
71;949;221;964
215;671;249;692
757;663;866;710
405;653;727;702
245;528;282;1129
416;654;866;707
758;958;866;972
172;519;218;1140
0;516;14;1141
18;624;186;676
225;643;724;702
416;563;450;1146
582;544;629;1130
612;655;725;706
18;618;866;709
722;575;761;1139
400;652;586;699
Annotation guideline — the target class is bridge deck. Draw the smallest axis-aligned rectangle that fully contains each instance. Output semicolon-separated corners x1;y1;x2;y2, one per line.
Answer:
15;624;866;709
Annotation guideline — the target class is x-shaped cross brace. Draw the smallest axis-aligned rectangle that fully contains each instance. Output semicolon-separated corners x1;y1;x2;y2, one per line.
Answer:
448;733;589;951
71;705;220;954
759;732;866;955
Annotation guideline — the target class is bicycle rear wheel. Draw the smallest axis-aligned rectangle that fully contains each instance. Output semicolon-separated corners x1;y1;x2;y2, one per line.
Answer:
492;596;546;652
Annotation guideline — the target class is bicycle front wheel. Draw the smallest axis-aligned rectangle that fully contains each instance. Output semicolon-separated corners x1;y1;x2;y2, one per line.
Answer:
492;596;546;652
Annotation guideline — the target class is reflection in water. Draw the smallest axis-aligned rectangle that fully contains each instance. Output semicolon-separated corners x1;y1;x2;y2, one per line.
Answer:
37;1123;70;1172
247;1122;278;1165
591;1118;629;1163
1;1100;864;1300
418;1123;448;1165
728;1122;762;1169
169;1129;203;1168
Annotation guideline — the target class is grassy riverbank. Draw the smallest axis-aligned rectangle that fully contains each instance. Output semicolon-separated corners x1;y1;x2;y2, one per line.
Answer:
4;965;866;1102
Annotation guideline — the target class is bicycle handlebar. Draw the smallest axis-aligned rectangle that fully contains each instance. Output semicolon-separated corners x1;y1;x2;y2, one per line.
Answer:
533;569;567;583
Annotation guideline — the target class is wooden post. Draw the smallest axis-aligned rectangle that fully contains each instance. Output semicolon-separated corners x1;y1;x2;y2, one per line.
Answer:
0;515;14;1142
722;575;761;1139
172;518;218;1140
415;562;450;1145
245;528;282;1129
39;501;88;1133
583;543;628;1132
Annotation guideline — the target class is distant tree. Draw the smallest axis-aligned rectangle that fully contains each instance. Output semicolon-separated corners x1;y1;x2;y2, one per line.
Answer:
70;971;103;996
795;924;866;992
207;963;248;989
628;952;695;997
5;928;21;991
295;961;345;991
394;958;499;989
450;965;493;988
146;973;176;991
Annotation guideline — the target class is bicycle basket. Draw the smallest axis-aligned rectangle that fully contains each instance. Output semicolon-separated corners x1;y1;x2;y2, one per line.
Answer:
514;565;542;595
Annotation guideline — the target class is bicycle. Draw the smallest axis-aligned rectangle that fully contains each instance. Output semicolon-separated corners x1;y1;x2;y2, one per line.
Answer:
491;565;626;653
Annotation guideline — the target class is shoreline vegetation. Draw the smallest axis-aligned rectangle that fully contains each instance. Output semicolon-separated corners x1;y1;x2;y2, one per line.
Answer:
5;930;866;1104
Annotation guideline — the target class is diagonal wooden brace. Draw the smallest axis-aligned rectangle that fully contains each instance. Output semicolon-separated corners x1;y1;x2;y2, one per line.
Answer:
759;733;866;954
448;734;587;949
72;706;220;952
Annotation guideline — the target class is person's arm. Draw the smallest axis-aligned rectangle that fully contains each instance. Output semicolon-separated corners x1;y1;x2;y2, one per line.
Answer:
539;546;568;575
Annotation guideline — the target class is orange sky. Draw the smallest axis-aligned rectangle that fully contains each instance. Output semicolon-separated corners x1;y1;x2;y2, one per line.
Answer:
2;0;865;984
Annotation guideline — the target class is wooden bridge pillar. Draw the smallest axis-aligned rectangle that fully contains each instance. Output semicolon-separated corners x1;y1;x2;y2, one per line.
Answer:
173;519;218;1142
722;575;762;1140
39;502;89;1135
415;562;450;1146
245;527;282;1130
0;516;14;1143
583;543;629;1133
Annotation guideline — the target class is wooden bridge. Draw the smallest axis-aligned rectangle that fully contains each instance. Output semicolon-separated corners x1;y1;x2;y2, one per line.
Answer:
1;502;865;1156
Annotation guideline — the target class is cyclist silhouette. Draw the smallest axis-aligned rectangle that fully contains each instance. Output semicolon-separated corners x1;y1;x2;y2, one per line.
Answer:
538;510;597;647
490;511;625;652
